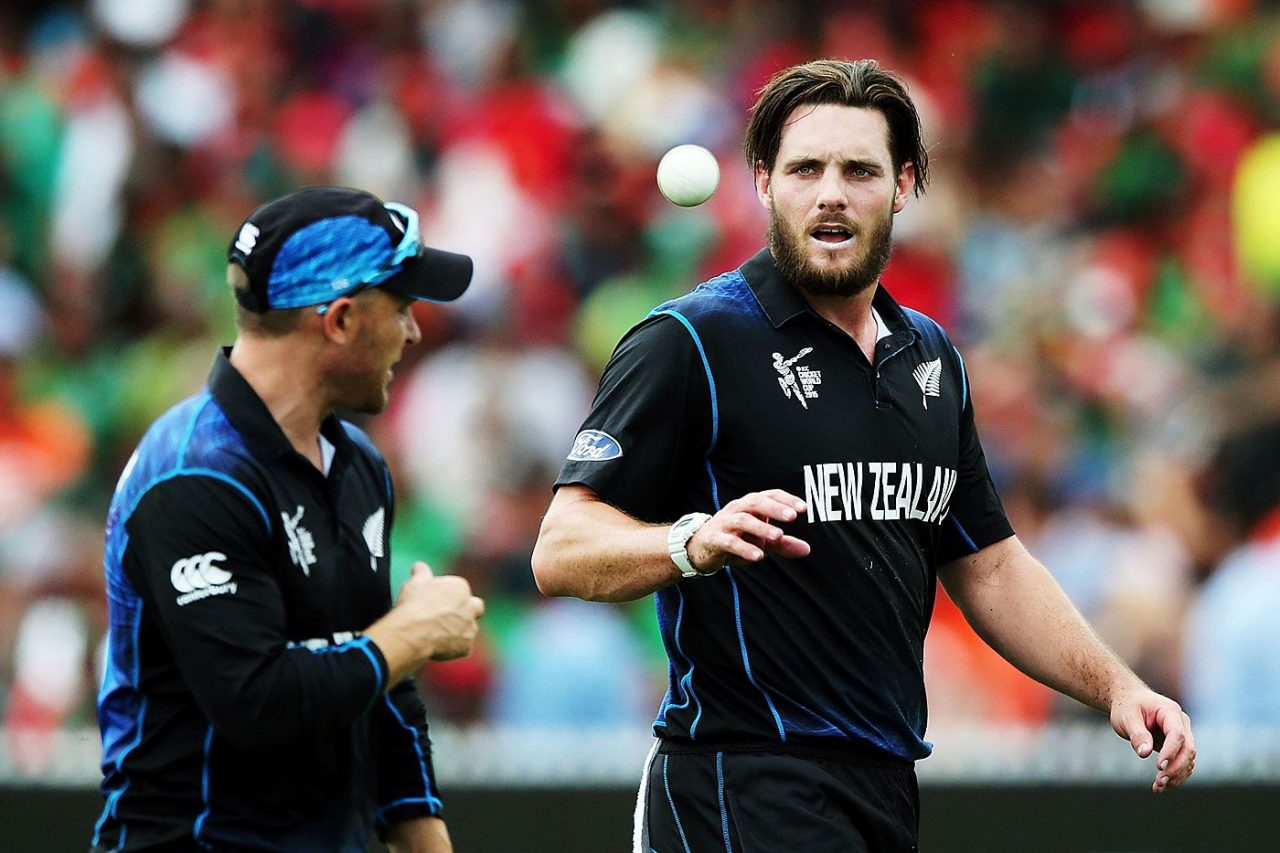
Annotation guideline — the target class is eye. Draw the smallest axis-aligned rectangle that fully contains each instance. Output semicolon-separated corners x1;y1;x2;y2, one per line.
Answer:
850;167;872;178
795;164;816;176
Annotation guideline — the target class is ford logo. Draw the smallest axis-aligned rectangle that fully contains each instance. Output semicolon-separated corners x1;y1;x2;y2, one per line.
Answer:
567;430;623;462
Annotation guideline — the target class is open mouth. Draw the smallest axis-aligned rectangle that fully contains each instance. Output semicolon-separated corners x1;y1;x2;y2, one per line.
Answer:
809;223;854;246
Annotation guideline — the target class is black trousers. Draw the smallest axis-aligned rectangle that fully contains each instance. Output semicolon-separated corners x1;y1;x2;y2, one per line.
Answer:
635;740;919;853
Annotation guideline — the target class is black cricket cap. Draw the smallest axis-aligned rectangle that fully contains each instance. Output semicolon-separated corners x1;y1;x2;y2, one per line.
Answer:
227;186;473;312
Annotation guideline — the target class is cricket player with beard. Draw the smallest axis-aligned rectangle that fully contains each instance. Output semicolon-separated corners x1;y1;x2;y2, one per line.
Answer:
533;59;1196;851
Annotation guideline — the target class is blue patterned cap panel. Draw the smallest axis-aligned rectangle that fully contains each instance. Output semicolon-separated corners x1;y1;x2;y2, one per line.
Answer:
266;216;398;310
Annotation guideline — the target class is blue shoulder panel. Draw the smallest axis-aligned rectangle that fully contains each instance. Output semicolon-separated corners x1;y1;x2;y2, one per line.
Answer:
95;391;268;848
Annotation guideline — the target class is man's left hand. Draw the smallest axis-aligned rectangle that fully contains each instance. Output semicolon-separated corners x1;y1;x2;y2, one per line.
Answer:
1110;688;1196;793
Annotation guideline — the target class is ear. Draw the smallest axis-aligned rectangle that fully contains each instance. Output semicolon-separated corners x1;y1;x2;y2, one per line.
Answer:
319;297;358;344
754;161;772;212
892;162;916;214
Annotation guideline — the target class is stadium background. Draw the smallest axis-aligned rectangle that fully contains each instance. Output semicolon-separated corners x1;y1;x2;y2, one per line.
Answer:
1;0;1278;849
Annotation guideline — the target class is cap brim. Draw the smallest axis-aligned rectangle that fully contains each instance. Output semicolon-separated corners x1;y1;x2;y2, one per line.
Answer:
381;246;474;303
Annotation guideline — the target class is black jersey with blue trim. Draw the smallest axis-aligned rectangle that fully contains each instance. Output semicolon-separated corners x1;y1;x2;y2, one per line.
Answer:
93;349;442;852
554;249;1013;761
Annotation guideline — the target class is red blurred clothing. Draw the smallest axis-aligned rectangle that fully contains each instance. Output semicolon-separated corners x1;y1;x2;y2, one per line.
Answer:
927;584;1054;725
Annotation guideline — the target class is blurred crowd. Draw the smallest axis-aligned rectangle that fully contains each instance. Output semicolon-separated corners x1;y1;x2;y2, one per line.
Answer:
2;0;1279;774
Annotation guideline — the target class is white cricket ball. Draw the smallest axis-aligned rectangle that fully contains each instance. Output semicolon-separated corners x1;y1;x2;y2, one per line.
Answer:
656;144;720;207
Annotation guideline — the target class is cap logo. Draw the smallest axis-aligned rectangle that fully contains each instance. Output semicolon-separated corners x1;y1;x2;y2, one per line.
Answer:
235;223;260;255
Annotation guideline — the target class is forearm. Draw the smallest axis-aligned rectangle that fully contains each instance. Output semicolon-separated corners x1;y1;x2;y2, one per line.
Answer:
531;486;680;602
938;536;1146;713
386;817;451;853
364;616;429;685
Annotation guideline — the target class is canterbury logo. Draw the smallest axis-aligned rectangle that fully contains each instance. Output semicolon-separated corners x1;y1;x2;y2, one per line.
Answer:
912;359;942;409
170;551;238;606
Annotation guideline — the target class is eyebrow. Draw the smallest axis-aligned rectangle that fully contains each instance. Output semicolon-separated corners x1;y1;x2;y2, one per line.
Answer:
783;155;885;172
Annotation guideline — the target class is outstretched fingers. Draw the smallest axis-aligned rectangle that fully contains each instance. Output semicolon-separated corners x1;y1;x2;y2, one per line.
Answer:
700;524;773;564
689;490;811;570
727;490;808;523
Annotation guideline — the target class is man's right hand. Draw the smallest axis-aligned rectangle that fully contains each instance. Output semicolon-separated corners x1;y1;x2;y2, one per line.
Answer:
396;561;485;661
364;562;485;684
685;489;811;573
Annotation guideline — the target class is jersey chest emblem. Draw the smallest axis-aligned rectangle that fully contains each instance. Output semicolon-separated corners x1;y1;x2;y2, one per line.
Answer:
282;505;318;576
773;347;822;409
362;508;385;571
912;358;942;409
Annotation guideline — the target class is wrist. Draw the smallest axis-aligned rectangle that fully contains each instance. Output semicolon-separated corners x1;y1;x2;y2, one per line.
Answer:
1104;673;1151;714
667;512;715;578
364;616;431;684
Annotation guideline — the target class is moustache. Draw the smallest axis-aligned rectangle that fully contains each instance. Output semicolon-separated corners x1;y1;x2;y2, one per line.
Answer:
803;215;859;235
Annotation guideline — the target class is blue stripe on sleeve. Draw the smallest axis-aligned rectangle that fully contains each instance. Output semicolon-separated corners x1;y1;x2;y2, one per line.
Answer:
652;308;786;741
193;725;215;848
949;514;978;552
308;636;386;709
651;310;719;450
376;695;443;820
953;346;969;410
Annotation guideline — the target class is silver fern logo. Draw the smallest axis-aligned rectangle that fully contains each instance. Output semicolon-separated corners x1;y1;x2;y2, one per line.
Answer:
362;508;385;572
912;359;942;409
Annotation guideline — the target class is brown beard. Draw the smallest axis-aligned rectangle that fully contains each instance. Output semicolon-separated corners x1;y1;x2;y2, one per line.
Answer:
768;203;894;299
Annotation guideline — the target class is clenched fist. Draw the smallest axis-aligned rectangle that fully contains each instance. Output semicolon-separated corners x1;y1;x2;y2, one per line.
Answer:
365;561;486;684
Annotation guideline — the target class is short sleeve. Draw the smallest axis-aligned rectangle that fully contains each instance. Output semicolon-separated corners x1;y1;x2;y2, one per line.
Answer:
554;313;712;522
936;348;1014;563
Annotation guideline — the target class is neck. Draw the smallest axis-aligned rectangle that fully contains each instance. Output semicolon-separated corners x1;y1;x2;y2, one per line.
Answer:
802;283;880;358
229;336;329;465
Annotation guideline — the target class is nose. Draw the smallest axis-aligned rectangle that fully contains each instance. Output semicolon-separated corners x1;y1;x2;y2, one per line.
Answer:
815;167;848;212
404;306;422;345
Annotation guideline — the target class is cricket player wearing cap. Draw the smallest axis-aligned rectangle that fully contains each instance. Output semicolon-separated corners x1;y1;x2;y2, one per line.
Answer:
93;187;484;852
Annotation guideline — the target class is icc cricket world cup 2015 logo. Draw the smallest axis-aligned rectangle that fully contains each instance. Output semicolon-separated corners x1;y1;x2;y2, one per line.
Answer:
774;347;822;409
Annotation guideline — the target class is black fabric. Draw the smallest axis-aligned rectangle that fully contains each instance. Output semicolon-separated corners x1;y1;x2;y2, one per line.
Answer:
93;350;439;851
644;742;919;853
554;249;1014;760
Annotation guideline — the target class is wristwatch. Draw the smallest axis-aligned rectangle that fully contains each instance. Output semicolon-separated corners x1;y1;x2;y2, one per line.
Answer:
668;512;714;578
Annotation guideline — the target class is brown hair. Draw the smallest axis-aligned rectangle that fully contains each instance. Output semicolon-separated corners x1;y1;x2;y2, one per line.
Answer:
227;264;305;336
744;59;929;195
